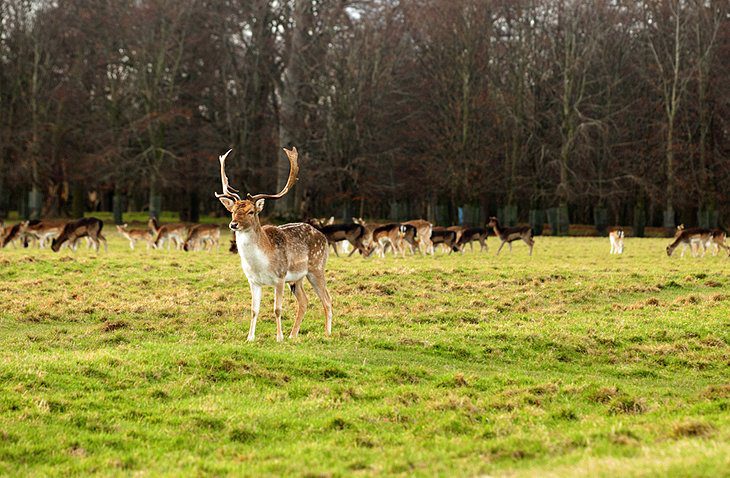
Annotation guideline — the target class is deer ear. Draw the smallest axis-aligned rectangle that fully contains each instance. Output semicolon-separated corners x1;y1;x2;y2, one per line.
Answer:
255;198;265;212
218;196;236;212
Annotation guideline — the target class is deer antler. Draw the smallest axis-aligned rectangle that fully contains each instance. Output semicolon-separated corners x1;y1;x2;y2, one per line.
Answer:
250;147;299;201
214;149;241;202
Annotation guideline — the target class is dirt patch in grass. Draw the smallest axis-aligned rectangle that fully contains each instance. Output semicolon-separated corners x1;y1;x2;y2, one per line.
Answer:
671;421;714;438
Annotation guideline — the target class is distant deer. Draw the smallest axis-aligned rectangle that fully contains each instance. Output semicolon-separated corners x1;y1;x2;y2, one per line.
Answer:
150;218;188;250
116;224;157;250
183;224;221;252
19;220;67;248
308;220;369;257
488;217;534;256
51;217;107;252
430;227;460;253
609;228;624;254
215;148;333;342
1;222;24;248
456;227;488;253
666;227;713;257
403;219;434;255
370;223;407;258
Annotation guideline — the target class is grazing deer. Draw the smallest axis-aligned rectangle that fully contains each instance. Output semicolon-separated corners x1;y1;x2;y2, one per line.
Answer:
19;220;67;248
308;221;369;257
488;217;534;256
183;224;221;252
116;224;157;250
666;227;713;257
1;222;23;248
430;227;460;253
150;218;188;250
403;219;434;255
609;228;624;254
51;217;107;252
215;148;333;342
456;227;488;253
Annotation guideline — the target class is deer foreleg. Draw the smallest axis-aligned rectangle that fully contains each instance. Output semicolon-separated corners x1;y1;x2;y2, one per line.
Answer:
496;240;507;255
274;281;285;342
247;284;262;342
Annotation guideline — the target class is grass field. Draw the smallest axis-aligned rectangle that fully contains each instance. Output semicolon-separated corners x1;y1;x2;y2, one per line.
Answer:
0;229;728;477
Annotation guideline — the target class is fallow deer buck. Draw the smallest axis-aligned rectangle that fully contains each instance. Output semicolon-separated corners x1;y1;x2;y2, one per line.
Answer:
488;217;534;256
51;217;107;252
183;224;221;252
116;224;157;250
609;228;624;254
215;148;333;342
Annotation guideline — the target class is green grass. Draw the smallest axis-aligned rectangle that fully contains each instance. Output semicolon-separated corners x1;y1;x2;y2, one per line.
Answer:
0;231;728;477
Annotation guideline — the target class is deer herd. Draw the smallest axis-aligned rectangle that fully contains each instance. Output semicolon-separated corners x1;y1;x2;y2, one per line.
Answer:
0;147;728;342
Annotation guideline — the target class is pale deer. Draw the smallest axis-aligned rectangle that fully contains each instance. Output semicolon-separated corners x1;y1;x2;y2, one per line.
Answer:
666;227;713;257
116;224;157;250
488;217;534;256
183;224;221;252
609;227;624;254
51;217;107;252
403;219;434;255
150;218;188;250
456;227;488;253
19;220;67;248
215;148;333;342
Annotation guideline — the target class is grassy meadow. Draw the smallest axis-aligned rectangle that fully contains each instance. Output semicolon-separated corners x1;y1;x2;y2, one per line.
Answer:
0;226;728;477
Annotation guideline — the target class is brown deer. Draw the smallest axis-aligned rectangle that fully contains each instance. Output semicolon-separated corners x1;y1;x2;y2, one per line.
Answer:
456;227;488;253
666;227;713;257
116;224;157;250
370;223;407;258
215;148;333;342
708;229;729;256
183;224;221;252
308;221;369;257
430;227;460;253
488;217;534;256
1;222;24;248
51;217;107;252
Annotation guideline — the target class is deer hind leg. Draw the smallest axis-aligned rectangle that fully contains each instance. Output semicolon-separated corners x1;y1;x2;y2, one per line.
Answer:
524;237;534;256
274;281;285;342
289;279;308;339
247;283;262;342
496;240;507;255
307;271;333;336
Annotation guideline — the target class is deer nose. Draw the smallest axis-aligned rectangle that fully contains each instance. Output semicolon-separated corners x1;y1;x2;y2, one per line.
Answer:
229;221;239;230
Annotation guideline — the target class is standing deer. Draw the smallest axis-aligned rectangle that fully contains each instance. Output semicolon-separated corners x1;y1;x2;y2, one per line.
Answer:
488;217;534;256
215;148;333;342
609;228;624;254
456;227;488;253
403;219;434;255
117;224;157;250
666;227;713;257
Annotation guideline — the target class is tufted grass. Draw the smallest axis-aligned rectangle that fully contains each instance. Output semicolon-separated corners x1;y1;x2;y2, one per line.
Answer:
0;228;728;476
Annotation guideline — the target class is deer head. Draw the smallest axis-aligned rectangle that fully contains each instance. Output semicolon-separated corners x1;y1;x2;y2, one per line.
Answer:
216;147;299;232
